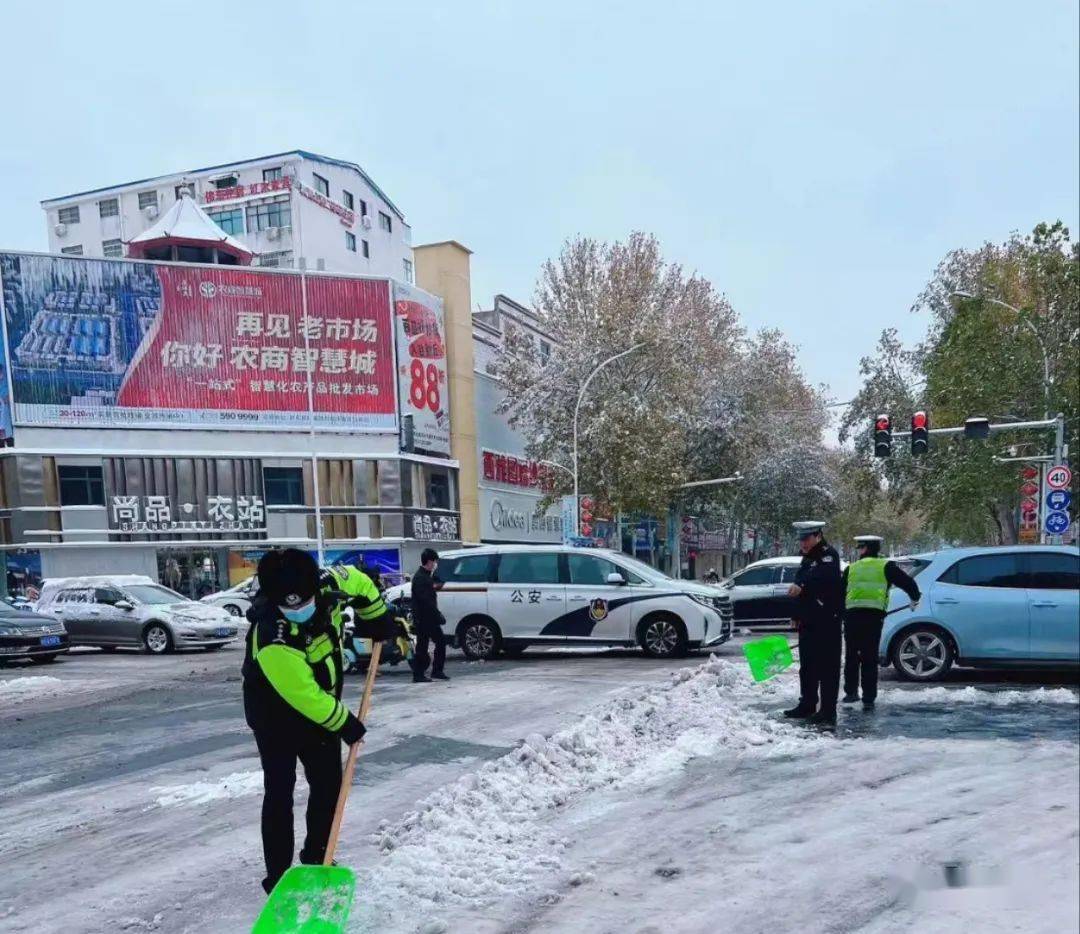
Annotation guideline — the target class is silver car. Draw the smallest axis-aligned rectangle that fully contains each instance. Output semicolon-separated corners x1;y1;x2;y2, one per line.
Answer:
36;575;239;654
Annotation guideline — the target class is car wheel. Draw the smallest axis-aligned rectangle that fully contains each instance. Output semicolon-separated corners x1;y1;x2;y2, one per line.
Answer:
223;604;243;617
29;654;59;665
143;623;173;655
638;614;689;659
458;618;501;660
892;627;953;682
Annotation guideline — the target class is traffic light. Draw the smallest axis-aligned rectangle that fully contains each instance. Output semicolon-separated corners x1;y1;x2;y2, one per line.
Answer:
873;414;892;458
964;417;990;440
911;410;929;455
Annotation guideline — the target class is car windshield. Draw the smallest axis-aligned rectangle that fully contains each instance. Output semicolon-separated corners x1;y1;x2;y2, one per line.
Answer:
608;554;672;582
124;584;185;605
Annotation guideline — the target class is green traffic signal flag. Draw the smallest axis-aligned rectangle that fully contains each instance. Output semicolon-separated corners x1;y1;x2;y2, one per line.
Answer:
743;635;794;682
251;865;355;934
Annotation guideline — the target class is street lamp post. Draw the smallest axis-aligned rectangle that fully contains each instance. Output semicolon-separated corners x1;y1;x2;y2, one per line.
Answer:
952;291;1051;418
572;344;646;537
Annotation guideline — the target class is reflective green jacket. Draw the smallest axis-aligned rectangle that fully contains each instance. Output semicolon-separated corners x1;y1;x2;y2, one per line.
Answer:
845;557;890;611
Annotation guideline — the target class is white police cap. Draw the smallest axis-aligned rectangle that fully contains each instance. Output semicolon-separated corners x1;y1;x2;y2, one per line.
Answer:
854;535;884;544
792;521;826;538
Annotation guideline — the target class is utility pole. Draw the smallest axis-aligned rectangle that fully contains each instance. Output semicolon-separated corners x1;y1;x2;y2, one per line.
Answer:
572;344;646;537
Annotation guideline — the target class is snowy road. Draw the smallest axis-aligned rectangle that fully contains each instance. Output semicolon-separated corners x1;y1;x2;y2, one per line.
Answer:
0;642;1076;934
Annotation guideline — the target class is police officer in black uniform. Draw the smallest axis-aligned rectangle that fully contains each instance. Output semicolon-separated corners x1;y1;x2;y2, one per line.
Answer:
242;549;394;894
783;521;844;728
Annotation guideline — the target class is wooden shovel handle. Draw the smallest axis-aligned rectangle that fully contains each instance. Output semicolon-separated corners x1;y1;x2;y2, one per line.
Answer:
324;639;382;866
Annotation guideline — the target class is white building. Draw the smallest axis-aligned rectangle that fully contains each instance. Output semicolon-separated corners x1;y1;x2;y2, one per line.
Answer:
472;295;563;544
40;150;415;283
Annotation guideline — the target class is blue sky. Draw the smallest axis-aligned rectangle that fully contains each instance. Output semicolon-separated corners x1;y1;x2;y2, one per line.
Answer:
1;1;1076;409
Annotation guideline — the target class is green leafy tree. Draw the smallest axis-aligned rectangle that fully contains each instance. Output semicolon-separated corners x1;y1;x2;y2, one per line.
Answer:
843;222;1080;544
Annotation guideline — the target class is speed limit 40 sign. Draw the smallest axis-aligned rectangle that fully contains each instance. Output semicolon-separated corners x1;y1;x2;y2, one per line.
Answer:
1046;465;1073;490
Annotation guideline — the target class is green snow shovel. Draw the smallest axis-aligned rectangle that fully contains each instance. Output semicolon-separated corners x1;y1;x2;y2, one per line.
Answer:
743;635;794;682
252;640;383;934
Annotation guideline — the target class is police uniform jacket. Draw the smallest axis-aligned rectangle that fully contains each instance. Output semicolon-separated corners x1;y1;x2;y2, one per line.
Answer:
242;566;392;744
793;540;844;628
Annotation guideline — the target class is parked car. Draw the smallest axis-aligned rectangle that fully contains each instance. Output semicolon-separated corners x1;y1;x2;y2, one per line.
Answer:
384;545;734;660
201;576;259;618
36;575;239;654
0;602;69;664
880;546;1080;681
719;557;804;628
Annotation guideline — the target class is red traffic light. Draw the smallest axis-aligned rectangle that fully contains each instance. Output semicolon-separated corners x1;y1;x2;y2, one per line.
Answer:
874;414;892;458
912;411;927;430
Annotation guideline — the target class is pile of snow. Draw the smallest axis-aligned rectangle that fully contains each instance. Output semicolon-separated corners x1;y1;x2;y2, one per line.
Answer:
0;676;65;704
362;657;819;908
882;686;1079;706
150;771;264;808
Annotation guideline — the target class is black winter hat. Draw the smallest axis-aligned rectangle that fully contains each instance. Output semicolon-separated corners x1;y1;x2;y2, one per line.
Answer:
258;548;319;607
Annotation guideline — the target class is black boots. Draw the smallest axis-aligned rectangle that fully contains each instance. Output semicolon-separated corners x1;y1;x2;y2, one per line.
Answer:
783;705;815;719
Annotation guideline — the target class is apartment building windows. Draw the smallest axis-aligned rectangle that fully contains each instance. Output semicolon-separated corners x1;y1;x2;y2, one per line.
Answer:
57;206;80;225
98;198;119;218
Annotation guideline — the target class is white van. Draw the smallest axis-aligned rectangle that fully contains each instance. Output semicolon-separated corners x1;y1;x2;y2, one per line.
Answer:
385;545;733;660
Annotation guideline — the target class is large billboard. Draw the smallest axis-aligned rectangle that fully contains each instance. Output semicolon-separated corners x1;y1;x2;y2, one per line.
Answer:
0;253;397;432
392;280;450;456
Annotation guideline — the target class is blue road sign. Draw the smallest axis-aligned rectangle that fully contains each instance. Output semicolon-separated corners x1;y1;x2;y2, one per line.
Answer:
1044;511;1071;535
1046;490;1072;512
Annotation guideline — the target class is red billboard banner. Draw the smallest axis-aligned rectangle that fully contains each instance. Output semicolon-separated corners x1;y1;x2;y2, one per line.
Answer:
0;253;396;432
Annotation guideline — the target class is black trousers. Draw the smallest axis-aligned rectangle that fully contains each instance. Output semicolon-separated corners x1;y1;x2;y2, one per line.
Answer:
412;623;446;677
844;609;885;702
798;622;842;716
253;730;342;894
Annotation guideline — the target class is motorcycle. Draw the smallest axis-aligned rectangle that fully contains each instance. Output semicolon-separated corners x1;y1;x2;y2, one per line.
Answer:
343;597;416;674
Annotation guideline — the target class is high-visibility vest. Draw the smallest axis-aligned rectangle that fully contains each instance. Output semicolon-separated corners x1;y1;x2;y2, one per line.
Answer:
845;557;889;611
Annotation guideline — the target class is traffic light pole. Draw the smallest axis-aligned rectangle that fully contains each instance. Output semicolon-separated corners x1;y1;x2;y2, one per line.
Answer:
890;415;1062;440
890;413;1068;545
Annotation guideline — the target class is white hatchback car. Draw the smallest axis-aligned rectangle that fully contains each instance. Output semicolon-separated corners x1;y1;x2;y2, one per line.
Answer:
385;545;734;660
36;575;239;654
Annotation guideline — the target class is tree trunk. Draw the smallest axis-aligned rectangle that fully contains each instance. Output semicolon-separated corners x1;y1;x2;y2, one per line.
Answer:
995;501;1019;545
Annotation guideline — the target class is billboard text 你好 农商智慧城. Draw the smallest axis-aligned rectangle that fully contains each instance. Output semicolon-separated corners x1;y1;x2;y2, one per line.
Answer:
0;253;397;431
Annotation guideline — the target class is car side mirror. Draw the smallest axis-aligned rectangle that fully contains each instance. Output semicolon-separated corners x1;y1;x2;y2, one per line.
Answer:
606;573;627;586
114;600;134;611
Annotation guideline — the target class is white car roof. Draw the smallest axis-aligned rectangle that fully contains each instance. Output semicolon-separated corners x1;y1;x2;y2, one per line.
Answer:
742;557;803;567
41;575;157;589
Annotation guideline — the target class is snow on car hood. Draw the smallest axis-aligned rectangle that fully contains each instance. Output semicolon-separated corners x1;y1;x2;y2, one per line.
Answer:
163;603;230;623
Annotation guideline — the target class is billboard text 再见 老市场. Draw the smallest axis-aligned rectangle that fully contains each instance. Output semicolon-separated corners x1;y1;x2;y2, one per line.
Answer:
392;280;450;456
0;253;397;431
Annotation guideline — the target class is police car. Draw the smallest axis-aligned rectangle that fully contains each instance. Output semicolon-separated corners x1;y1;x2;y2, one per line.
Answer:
385;545;734;660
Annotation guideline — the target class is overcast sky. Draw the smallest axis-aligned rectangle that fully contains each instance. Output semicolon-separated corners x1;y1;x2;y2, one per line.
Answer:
1;0;1076;409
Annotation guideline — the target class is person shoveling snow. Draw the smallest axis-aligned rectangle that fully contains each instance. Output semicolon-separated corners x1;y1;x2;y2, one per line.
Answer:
242;548;395;916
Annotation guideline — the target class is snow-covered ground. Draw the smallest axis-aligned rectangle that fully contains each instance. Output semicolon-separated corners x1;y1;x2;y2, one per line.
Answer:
0;645;1076;933
352;658;1080;934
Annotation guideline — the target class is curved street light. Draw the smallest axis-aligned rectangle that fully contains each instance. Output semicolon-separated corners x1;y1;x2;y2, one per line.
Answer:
572;343;647;536
951;291;1051;418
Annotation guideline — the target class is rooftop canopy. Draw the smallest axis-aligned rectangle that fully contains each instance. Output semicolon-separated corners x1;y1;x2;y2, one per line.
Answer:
126;191;254;265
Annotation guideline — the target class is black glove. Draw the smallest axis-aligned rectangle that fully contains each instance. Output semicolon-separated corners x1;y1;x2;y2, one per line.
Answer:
353;616;397;641
338;712;366;746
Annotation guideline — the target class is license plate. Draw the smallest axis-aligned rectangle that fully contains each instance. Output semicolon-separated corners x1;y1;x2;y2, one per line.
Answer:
40;635;61;647
213;628;233;638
